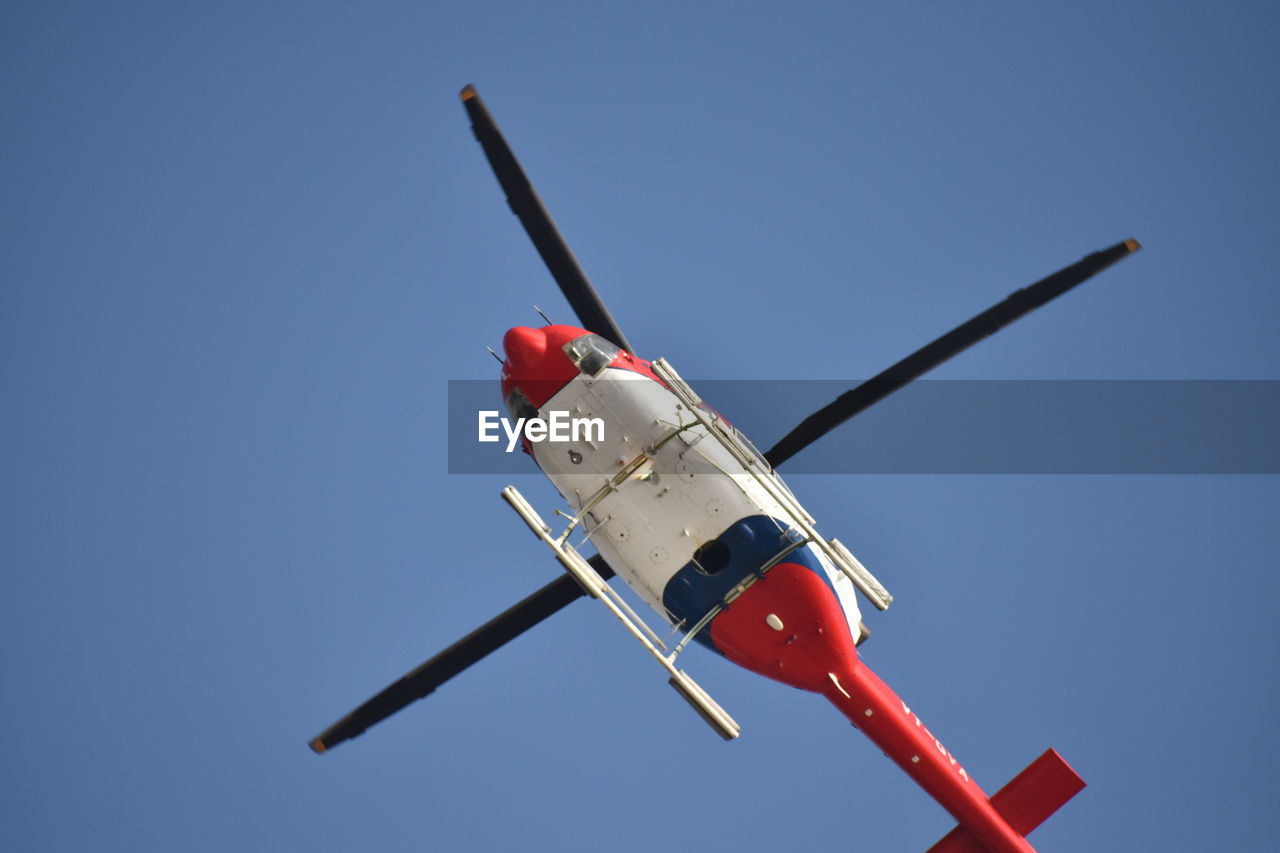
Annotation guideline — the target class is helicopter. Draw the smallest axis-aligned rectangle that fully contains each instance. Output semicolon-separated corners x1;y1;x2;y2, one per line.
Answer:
309;84;1140;853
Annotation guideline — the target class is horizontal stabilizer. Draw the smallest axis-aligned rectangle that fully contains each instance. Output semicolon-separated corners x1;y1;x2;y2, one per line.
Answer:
927;749;1085;853
990;748;1085;835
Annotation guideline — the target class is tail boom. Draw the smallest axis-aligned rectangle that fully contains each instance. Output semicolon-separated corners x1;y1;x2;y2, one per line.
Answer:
703;553;1084;852
824;663;1039;853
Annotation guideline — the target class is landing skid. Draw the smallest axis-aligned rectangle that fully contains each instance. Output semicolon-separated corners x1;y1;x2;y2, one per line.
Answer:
501;485;742;741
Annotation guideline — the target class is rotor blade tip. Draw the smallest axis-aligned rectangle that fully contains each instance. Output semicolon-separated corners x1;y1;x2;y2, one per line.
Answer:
309;738;328;755
1124;237;1142;253
459;84;478;102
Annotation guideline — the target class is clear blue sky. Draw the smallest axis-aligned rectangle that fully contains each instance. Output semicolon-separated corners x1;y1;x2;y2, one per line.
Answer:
4;2;1278;851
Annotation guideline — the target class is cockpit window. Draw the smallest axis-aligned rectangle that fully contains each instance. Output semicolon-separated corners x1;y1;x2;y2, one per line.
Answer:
562;333;621;377
504;386;537;422
734;424;772;471
697;401;772;471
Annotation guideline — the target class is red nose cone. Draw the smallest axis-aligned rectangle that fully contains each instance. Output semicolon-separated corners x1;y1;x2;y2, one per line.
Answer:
499;324;588;409
502;326;548;370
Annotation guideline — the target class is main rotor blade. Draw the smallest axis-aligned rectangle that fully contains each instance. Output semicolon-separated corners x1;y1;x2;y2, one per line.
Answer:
309;556;613;753
460;84;634;354
763;239;1142;468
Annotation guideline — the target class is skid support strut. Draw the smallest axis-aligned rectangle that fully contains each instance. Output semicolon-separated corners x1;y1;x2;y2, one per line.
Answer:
501;485;741;740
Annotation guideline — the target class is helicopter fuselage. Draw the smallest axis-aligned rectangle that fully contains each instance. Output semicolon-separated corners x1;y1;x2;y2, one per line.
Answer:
498;322;1070;853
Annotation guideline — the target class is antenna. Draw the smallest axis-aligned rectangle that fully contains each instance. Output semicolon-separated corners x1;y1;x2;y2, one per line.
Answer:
533;305;553;325
486;346;504;364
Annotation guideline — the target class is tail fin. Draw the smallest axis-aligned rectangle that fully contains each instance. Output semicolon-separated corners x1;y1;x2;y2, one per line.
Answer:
927;749;1085;853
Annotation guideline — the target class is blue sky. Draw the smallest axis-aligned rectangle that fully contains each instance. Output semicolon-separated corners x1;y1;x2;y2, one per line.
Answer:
3;2;1278;851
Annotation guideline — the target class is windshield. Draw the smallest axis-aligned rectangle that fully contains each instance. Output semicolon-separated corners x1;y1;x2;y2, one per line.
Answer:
562;333;621;377
504;386;537;422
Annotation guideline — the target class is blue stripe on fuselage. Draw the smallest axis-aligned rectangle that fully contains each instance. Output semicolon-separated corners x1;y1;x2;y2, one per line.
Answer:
661;515;835;654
